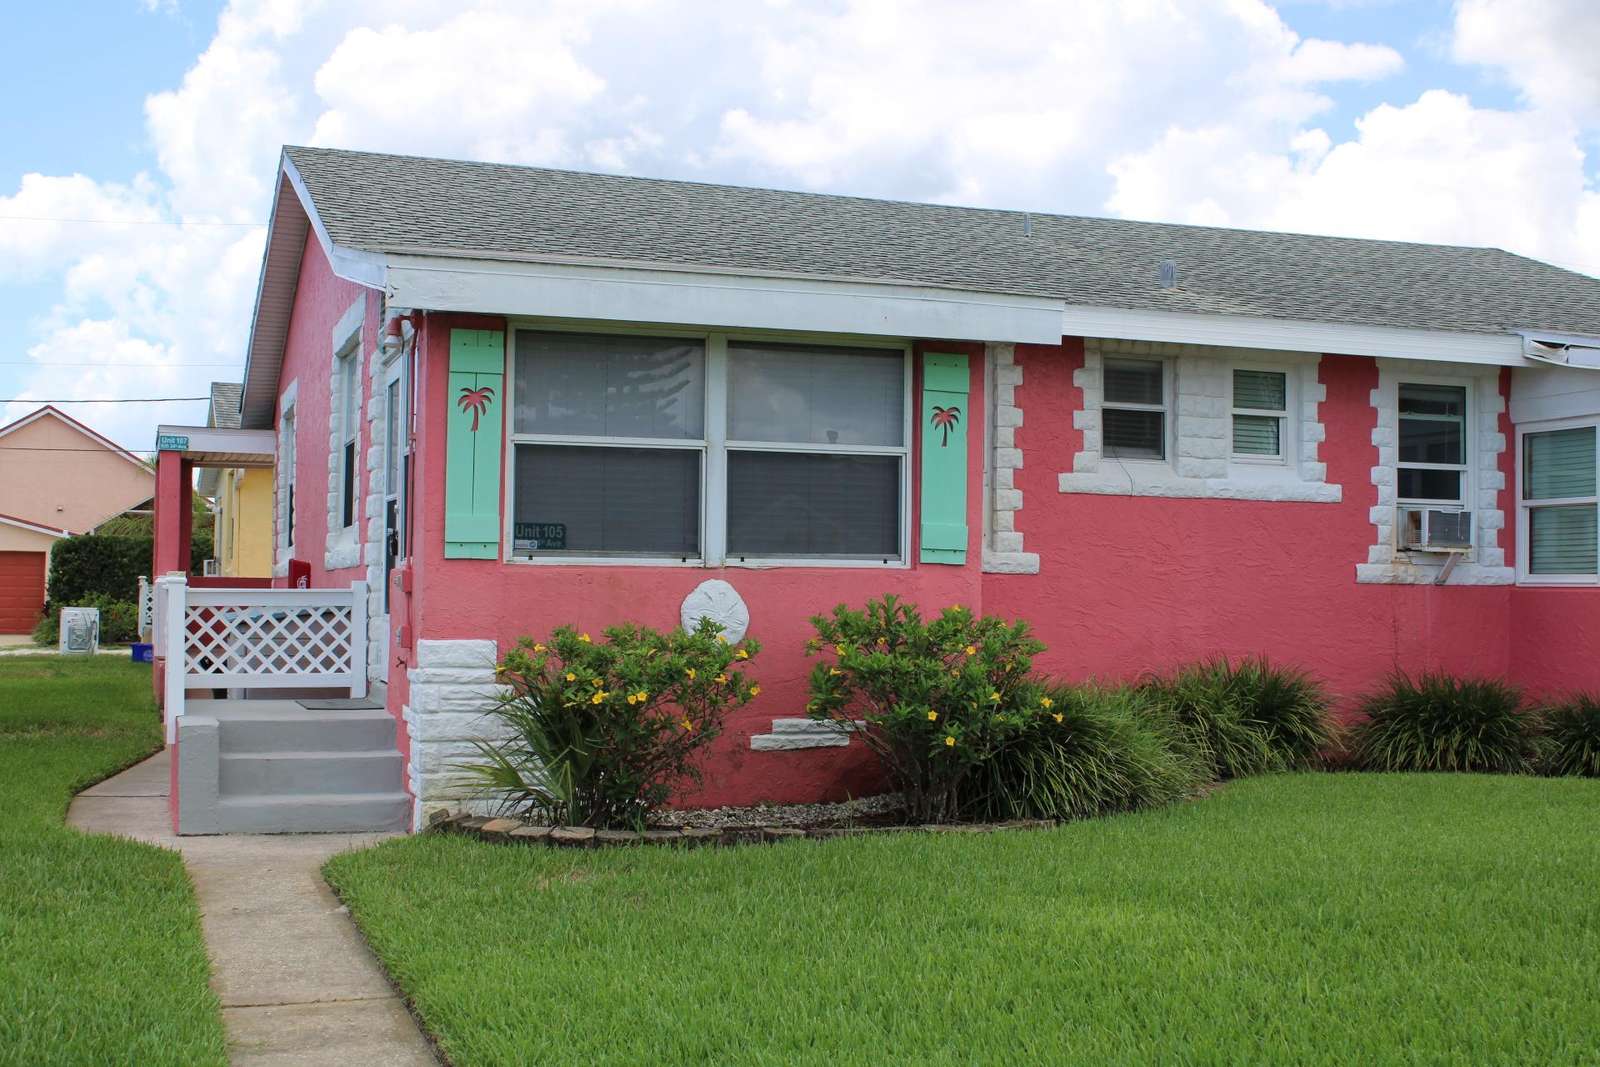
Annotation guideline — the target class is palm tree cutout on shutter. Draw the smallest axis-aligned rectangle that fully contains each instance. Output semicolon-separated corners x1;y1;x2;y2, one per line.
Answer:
457;385;496;433
930;405;962;447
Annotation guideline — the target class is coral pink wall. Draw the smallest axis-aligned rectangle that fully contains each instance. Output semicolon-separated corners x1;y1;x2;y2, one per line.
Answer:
273;236;379;593
406;317;987;805
987;341;1513;710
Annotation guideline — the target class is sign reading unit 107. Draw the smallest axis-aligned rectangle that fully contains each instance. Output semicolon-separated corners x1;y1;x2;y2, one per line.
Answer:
156;433;190;451
513;522;567;551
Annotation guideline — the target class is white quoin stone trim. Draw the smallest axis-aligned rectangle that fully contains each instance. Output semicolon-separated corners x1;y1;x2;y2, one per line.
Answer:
749;718;861;751
362;329;393;684
982;342;1040;574
405;638;508;829
1061;338;1339;502
1356;360;1513;585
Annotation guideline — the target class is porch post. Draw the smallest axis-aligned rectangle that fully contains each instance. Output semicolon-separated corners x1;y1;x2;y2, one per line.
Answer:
348;580;369;699
163;578;187;743
154;451;194;576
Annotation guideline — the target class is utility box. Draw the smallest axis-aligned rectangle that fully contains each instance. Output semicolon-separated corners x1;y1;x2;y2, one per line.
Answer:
59;607;100;656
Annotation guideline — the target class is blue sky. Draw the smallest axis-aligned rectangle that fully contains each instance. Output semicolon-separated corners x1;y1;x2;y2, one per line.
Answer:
1;0;1596;452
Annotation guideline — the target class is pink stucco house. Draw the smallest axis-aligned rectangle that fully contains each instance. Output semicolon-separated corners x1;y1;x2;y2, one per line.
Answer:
150;146;1600;834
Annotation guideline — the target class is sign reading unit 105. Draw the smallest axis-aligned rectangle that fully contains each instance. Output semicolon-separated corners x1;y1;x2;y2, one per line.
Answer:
513;522;567;551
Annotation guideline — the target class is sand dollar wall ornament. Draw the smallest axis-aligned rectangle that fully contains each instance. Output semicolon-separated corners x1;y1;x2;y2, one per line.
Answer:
680;579;749;643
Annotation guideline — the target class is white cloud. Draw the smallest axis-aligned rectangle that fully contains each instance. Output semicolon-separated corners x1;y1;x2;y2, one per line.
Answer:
1453;0;1600;121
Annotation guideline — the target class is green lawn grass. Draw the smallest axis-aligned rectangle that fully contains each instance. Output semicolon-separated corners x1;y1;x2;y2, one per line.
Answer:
0;655;226;1067
326;773;1600;1066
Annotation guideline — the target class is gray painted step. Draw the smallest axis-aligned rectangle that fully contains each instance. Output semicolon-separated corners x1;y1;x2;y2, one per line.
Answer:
219;750;404;797
219;710;396;754
217;792;411;834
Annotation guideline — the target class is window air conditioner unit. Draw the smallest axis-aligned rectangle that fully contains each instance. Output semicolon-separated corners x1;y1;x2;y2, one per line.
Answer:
202;559;220;577
1398;507;1472;552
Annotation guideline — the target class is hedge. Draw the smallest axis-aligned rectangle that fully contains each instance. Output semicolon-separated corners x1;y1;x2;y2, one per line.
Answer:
45;535;151;605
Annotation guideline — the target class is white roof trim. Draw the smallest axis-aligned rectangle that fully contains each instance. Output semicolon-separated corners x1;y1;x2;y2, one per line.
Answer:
383;254;1065;344
1061;304;1529;368
0;512;72;538
280;156;387;288
1518;329;1600;369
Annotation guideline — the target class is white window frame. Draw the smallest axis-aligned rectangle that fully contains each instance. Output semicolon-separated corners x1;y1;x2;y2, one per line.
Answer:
502;320;913;569
1229;363;1293;467
275;381;298;564
1396;377;1471;511
1516;415;1599;587
1100;354;1173;465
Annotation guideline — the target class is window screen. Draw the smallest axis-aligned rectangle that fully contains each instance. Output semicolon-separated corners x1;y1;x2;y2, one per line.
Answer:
1233;369;1287;458
1102;358;1165;460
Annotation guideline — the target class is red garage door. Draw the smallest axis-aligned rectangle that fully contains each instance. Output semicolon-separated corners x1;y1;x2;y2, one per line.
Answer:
0;551;47;634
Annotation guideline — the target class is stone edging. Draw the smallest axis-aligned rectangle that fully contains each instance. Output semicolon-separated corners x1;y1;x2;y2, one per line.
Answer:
431;813;1057;847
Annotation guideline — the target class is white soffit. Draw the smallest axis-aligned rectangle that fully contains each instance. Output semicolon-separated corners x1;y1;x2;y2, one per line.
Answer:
1061;304;1528;367
382;255;1066;344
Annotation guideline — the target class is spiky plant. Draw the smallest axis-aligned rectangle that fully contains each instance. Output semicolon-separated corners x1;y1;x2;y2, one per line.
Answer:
958;683;1204;822
1348;671;1538;774
1539;694;1600;778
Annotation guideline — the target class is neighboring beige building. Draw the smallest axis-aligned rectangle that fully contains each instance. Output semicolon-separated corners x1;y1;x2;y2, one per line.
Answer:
0;405;156;632
198;383;274;578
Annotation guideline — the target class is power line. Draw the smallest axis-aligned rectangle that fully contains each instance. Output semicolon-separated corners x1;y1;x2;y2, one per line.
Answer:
0;361;240;367
0;214;263;228
0;396;209;403
0;445;161;454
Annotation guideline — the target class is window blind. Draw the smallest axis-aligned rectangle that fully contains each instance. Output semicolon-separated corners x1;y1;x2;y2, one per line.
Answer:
1525;426;1596;500
1529;505;1599;575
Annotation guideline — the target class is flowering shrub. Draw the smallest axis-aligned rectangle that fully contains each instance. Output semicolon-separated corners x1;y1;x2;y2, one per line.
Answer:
804;595;1051;823
464;619;760;828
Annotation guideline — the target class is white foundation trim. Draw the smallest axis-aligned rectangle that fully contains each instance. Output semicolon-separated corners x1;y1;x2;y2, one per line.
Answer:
983;342;1040;574
1357;360;1512;585
406;638;508;829
1060;338;1340;502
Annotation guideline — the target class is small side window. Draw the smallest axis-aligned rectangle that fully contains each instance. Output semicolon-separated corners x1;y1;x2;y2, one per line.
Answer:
1102;358;1166;461
1232;368;1288;461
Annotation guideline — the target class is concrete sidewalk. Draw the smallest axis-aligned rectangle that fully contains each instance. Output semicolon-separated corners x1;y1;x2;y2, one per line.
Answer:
68;751;438;1066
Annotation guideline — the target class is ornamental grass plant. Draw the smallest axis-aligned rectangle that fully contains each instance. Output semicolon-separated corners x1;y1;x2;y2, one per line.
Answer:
1536;693;1600;777
463;620;760;829
1347;671;1540;773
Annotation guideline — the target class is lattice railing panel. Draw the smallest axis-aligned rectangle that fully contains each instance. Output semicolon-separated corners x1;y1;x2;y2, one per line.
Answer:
182;601;354;680
137;578;155;637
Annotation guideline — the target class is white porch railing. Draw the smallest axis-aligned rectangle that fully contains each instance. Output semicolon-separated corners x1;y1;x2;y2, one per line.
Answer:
137;576;155;642
162;577;368;742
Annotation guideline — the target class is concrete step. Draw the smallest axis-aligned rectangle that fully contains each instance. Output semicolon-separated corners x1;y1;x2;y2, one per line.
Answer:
218;710;396;755
219;750;404;797
216;792;412;834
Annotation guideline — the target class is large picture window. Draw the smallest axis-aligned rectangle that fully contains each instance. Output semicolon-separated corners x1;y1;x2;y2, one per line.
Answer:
1519;422;1598;582
509;329;909;564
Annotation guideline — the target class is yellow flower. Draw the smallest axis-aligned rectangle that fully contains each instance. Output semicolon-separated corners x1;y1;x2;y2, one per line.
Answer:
565;672;577;682
680;718;694;731
578;632;592;643
828;667;842;677
716;633;728;643
964;645;976;656
635;690;648;702
735;648;750;660
626;694;638;705
533;643;546;652
686;668;696;680
834;644;848;656
1053;713;1064;723
750;685;762;696
989;690;1001;702
927;710;939;722
715;673;728;684
944;735;956;747
591;678;603;688
1040;696;1054;709
590;692;606;705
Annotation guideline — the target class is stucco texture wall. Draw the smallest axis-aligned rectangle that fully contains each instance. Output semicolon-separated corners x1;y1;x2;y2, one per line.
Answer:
0;411;153;532
273;236;379;589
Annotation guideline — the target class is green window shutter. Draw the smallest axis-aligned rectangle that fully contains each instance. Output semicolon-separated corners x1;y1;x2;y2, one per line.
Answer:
445;329;505;559
920;352;969;565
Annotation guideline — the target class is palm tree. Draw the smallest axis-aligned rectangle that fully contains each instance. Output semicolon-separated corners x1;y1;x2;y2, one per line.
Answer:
930;404;961;447
457;385;496;432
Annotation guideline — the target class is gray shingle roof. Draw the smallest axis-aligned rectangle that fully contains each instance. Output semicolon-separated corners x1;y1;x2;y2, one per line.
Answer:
283;145;1600;338
208;381;243;429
